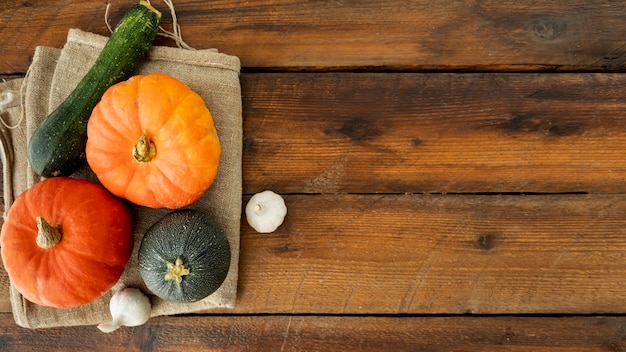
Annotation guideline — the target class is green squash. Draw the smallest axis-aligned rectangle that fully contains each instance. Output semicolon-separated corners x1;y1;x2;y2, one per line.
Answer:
138;210;231;303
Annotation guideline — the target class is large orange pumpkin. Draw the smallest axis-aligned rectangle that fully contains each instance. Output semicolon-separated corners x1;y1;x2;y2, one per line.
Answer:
85;73;221;209
0;177;134;308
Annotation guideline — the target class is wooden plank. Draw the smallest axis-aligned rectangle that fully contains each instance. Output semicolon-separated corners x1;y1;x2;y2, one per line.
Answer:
4;72;626;194
1;313;626;351
232;194;626;314
3;1;626;73
242;72;626;194
7;71;626;195
3;194;626;315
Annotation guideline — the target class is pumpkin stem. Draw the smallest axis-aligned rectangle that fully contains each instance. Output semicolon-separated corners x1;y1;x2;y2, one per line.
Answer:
133;134;156;163
165;258;190;283
36;217;62;249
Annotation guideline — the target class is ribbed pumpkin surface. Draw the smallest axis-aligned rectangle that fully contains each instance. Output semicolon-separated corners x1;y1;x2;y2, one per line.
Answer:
0;177;134;308
86;73;221;209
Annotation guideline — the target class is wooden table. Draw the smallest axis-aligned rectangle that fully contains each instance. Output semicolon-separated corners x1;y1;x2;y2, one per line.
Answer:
2;0;626;350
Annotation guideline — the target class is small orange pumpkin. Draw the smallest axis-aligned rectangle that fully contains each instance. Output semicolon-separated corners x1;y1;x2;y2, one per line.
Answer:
85;73;221;209
0;177;134;308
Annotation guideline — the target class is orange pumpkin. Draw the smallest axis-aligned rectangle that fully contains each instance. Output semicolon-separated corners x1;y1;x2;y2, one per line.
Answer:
0;177;134;308
85;73;221;209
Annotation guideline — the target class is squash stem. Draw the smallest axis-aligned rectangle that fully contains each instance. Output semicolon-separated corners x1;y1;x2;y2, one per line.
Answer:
165;258;190;283
133;134;157;163
36;217;62;249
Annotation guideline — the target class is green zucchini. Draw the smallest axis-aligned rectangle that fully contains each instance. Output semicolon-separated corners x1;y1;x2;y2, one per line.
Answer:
28;0;161;177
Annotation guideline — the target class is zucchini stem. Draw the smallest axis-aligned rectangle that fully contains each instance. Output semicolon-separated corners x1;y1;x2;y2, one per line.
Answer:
140;0;162;19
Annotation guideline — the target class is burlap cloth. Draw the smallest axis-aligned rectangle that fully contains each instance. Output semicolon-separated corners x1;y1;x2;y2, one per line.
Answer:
0;29;242;328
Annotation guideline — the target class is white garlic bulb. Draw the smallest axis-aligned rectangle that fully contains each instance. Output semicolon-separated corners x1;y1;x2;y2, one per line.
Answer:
97;287;151;333
246;190;287;233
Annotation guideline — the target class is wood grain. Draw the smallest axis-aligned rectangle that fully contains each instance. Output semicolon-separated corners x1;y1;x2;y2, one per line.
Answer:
1;313;625;351
233;194;626;315
3;194;625;315
3;1;626;73
3;0;626;347
242;72;626;194
7;72;625;195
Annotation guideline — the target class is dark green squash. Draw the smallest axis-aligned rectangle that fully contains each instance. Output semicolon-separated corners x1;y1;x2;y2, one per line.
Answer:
138;210;231;303
27;0;161;177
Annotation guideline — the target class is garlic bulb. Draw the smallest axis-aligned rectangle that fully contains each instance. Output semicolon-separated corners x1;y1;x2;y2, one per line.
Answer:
246;190;287;233
97;287;151;333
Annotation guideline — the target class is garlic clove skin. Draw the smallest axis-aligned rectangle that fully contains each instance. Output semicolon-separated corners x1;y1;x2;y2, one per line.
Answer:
97;287;151;333
246;190;287;233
